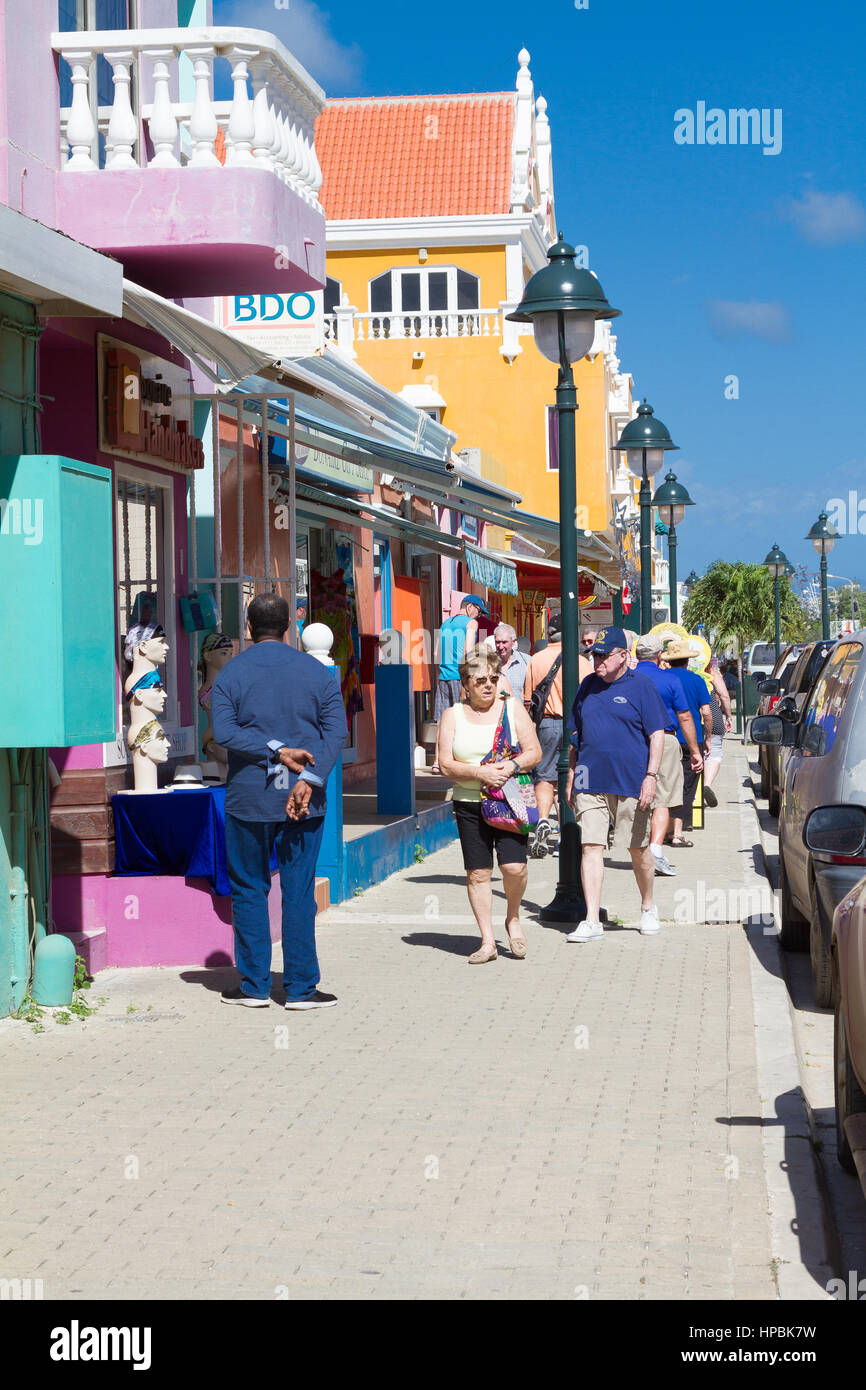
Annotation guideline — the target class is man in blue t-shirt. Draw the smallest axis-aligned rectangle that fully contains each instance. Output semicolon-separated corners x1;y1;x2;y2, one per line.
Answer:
565;626;668;943
665;640;713;846
634;634;702;875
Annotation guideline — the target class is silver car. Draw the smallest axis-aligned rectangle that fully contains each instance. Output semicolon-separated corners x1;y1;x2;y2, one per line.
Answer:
752;634;866;1007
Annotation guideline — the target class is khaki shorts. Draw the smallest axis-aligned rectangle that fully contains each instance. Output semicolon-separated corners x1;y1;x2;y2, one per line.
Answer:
573;792;651;850
654;733;685;809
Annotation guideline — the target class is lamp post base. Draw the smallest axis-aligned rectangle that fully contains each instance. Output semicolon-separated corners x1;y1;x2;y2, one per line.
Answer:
537;821;607;924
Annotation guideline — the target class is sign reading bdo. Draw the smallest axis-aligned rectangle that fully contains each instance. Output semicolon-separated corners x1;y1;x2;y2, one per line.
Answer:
222;292;324;358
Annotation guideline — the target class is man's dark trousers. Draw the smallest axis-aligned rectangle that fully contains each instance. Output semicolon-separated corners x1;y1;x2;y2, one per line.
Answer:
225;811;325;1001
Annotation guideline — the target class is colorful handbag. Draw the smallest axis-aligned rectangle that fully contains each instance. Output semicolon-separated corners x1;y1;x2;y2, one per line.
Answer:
479;701;539;834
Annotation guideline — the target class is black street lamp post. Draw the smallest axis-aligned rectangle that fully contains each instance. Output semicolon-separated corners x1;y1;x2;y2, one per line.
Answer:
612;402;678;629
507;237;619;923
652;470;695;624
763;543;790;662
805;512;840;641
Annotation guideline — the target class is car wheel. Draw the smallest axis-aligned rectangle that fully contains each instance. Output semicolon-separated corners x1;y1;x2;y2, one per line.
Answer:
809;877;834;1008
778;843;808;951
834;996;866;1175
768;767;780;818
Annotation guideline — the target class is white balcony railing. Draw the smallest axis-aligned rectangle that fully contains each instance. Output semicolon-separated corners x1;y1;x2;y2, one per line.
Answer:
324;309;503;342
51;26;325;209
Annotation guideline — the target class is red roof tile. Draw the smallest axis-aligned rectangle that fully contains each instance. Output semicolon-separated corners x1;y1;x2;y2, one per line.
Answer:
316;94;515;221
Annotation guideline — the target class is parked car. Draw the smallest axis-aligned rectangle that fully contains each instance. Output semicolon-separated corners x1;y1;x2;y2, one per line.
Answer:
758;640;835;815
745;640;777;683
804;805;866;1175
751;634;866;1007
756;644;803;802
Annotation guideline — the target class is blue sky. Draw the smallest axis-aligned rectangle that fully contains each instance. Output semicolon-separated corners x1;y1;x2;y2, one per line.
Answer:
215;0;866;592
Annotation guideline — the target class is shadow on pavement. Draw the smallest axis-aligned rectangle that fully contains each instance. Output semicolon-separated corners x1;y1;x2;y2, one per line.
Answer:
402;932;489;957
719;1091;838;1294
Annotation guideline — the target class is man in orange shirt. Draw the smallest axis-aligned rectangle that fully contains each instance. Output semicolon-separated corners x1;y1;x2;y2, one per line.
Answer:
524;613;592;857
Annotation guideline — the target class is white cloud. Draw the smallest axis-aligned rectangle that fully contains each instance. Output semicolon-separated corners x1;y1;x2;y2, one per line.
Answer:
705;299;791;343
213;0;364;91
779;188;866;245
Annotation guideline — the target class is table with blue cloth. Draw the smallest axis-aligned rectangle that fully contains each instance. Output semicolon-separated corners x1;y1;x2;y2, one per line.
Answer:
112;786;276;897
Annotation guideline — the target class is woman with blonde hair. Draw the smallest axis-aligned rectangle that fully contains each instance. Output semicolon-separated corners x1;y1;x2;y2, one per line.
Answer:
436;649;541;962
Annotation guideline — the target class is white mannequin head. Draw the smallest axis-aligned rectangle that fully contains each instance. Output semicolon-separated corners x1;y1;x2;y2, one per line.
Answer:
128;718;171;792
124;622;169;667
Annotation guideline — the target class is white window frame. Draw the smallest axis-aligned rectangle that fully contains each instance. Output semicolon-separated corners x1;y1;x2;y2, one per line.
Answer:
113;460;179;732
368;265;480;314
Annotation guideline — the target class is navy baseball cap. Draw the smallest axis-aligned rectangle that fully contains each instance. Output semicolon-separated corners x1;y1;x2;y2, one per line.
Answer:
462;595;490;616
589;625;628;656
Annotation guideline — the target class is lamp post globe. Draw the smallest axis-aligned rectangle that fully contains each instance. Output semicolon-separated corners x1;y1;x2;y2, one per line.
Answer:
612;402;679;628
506;236;620;923
805;512;840;640
684;570;699;592
763;543;790;660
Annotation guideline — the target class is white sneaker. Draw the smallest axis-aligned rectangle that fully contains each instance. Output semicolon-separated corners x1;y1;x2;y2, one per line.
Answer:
565;920;604;943
639;906;660;935
651;851;677;877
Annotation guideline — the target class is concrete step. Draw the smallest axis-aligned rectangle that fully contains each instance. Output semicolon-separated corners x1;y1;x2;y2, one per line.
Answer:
55;927;107;976
314;877;330;914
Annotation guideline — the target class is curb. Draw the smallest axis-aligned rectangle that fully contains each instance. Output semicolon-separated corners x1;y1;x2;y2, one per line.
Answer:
738;743;837;1298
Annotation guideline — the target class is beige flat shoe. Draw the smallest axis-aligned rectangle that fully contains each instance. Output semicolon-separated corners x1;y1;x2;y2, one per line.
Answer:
468;943;498;964
506;930;527;959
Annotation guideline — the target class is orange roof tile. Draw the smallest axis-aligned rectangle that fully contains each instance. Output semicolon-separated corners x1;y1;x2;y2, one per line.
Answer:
316;94;515;221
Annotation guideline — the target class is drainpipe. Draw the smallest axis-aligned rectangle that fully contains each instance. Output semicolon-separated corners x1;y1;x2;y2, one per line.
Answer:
8;749;30;1011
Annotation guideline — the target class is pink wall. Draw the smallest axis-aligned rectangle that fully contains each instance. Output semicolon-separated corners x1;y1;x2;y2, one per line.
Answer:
0;0;60;224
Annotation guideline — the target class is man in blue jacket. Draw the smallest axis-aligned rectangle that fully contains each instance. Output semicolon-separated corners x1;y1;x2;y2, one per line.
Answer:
211;593;347;1010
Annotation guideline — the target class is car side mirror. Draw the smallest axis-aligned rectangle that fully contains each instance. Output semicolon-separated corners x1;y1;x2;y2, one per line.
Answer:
750;714;797;747
776;695;798;721
804;804;866;857
759;678;780;695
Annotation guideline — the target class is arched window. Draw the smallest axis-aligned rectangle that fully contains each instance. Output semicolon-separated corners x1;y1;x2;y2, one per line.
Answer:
367;267;480;316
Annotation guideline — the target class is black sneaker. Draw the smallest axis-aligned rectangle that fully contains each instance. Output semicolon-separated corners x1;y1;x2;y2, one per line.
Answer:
703;786;718;808
220;987;269;1008
285;991;338;1011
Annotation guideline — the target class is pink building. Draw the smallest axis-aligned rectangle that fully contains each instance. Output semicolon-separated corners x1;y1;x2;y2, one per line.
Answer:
0;0;331;971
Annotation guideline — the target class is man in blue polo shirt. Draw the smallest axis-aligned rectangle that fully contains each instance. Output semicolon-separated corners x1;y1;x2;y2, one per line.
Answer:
565;626;668;942
634;634;702;876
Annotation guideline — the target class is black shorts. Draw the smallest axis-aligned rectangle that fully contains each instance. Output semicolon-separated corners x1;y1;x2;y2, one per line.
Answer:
453;799;529;872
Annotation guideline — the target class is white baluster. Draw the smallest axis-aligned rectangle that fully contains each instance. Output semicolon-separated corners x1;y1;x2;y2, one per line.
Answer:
185;46;219;167
268;101;283;169
226;48;256;167
105;50;138;169
285;120;303;191
297;130;315;200
300;133;315;202
144;48;179;168
276;110;291;182
308;138;323;200
61;50;97;171
250;59;275;165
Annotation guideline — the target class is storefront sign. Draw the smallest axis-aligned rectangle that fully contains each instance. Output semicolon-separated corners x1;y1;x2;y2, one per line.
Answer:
296;431;374;493
221;292;324;358
99;338;204;472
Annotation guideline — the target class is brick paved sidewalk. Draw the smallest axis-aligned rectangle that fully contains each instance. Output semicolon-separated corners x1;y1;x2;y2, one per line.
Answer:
0;741;814;1300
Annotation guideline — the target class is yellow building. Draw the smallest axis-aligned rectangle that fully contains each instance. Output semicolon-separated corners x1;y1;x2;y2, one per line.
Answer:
316;49;645;630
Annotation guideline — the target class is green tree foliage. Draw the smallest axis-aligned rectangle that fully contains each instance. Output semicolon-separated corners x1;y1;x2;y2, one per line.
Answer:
682;561;806;652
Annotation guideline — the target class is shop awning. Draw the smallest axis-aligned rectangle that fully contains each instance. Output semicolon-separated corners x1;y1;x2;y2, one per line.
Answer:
465;543;518;596
485;550;621;591
272;470;465;560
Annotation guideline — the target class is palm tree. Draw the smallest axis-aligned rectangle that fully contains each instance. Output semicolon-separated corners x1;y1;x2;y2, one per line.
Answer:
682;560;806;693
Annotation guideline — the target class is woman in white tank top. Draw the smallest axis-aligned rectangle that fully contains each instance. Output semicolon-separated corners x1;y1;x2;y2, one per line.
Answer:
436;649;542;962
